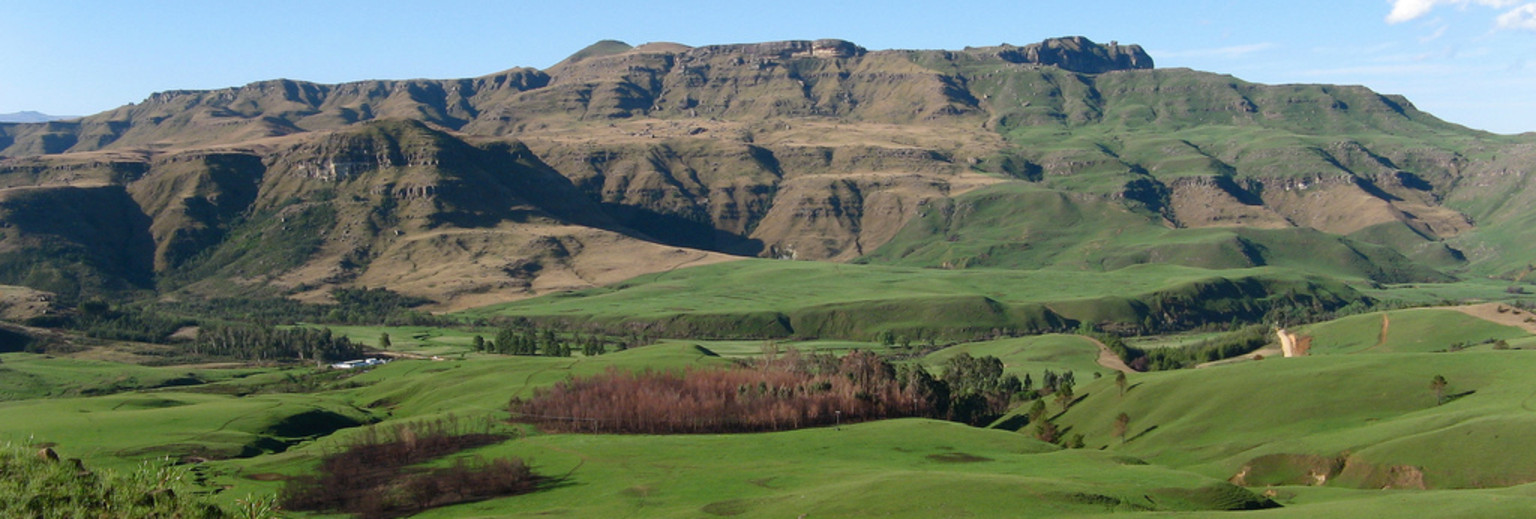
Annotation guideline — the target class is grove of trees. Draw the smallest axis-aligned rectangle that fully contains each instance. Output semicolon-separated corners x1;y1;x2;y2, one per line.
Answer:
188;323;363;362
512;349;1028;434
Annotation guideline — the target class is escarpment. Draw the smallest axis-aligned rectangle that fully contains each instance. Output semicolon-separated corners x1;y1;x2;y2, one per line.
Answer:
0;36;1529;307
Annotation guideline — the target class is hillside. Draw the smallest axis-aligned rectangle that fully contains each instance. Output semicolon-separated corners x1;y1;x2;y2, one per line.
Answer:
5;317;1536;517
5;31;1536;519
0;36;1530;315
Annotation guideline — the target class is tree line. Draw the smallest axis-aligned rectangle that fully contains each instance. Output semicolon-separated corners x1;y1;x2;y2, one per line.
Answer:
188;323;363;362
511;349;1032;434
474;322;653;357
1087;324;1272;371
155;287;449;327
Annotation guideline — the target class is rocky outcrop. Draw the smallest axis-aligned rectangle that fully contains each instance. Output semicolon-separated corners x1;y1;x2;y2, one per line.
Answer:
686;39;867;60
983;36;1153;73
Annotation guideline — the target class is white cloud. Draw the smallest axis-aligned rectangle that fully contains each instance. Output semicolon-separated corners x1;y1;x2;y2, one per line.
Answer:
1386;0;1516;24
1496;3;1536;29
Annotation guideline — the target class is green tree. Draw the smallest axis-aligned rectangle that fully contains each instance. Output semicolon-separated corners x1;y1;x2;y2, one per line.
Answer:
472;335;485;352
1033;420;1060;444
1431;374;1449;405
1055;381;1075;411
1066;433;1085;449
1115;371;1128;398
379;332;392;349
1114;412;1130;443
1027;400;1047;424
494;327;517;355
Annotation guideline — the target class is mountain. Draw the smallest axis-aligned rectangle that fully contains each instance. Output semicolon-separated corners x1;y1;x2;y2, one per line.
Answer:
0;36;1531;317
0;111;76;123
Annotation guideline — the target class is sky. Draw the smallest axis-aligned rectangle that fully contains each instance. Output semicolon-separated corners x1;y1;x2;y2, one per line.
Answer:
2;0;1533;134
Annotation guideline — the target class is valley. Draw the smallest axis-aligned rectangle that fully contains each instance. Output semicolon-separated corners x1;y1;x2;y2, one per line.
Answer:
1;35;1534;517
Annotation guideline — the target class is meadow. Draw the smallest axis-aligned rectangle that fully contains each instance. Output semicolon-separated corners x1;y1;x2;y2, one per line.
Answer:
462;258;1361;339
4;304;1536;517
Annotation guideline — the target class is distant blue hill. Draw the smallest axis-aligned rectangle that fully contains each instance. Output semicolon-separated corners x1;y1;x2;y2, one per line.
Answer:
0;111;77;123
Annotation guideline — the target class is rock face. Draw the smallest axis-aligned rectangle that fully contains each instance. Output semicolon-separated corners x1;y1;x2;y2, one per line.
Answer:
983;36;1154;73
0;37;1529;308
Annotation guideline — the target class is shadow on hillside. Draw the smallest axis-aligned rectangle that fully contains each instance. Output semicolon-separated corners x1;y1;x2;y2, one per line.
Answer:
602;203;765;256
991;414;1030;431
1125;425;1159;444
1444;389;1477;404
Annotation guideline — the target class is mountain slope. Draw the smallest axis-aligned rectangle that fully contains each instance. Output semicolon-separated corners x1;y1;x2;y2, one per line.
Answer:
0;36;1531;310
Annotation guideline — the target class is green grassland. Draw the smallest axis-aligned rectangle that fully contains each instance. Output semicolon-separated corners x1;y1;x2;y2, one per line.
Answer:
654;338;883;358
298;324;487;357
1125;331;1231;350
461;258;1363;339
859;183;1445;285
1299;308;1528;355
0;388;373;473
406;419;1277;518
0;353;265;401
1363;278;1536;306
5;311;1536;517
1055;350;1536;490
921;334;1110;380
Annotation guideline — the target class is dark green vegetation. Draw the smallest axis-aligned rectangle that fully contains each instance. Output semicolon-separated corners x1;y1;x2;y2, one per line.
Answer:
1;36;1535;517
279;417;541;518
1;441;276;518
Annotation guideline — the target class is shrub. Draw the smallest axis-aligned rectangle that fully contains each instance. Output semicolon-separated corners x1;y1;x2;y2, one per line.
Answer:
279;416;537;519
0;442;256;518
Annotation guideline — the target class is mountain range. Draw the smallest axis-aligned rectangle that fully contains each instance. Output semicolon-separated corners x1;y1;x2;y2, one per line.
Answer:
0;36;1532;314
0;111;76;123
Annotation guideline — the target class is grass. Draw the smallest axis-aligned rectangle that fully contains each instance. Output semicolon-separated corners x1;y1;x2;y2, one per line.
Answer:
921;334;1110;380
652;338;883;358
859;182;1448;285
1125;331;1231;350
1299;308;1529;355
0;388;374;472
1054;349;1536;490
460;258;1362;339
0;353;264;401
298;324;487;357
1363;278;1536;306
0;441;261;518
400;419;1273;518
7;323;1536;516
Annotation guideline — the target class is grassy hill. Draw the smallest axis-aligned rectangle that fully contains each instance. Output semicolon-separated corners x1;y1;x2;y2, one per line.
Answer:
462;259;1364;339
921;333;1110;379
4;314;1536;516
858;183;1449;284
1299;307;1530;355
1052;348;1536;490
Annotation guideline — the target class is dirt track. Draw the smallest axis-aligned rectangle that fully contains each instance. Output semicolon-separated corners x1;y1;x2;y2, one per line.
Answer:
1364;313;1390;352
1446;303;1536;334
1082;336;1135;373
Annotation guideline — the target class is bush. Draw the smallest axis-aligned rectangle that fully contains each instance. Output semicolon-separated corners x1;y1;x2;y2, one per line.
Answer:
280;416;537;518
0;442;261;518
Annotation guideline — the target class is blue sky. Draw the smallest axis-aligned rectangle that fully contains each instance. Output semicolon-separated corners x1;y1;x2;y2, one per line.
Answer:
2;0;1533;133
